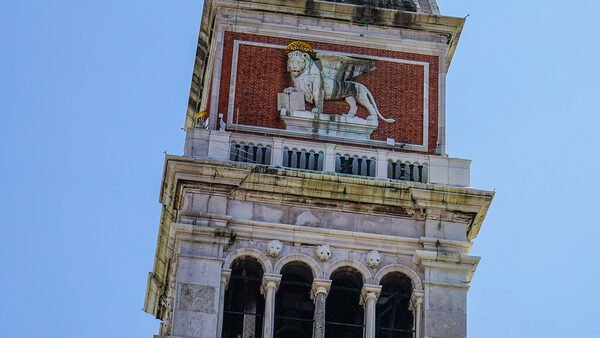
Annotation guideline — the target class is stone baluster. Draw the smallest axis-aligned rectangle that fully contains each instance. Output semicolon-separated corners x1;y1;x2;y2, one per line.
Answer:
261;147;267;164
311;279;332;338
261;274;282;338
305;152;311;169
357;158;363;175
296;151;302;169
216;269;232;338
360;284;382;338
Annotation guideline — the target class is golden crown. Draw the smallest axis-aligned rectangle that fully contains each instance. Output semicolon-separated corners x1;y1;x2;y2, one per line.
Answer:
285;41;315;58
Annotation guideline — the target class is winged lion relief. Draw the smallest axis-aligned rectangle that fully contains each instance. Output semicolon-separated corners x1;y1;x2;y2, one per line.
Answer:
284;41;395;123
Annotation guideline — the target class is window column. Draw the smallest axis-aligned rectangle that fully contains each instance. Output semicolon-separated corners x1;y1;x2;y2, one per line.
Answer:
261;273;282;338
412;290;424;338
361;284;382;338
311;279;332;338
216;269;231;338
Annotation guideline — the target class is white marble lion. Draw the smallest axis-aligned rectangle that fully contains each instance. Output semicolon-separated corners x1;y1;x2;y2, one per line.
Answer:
285;43;395;123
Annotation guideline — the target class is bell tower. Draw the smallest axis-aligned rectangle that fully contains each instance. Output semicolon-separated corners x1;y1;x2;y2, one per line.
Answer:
144;1;493;338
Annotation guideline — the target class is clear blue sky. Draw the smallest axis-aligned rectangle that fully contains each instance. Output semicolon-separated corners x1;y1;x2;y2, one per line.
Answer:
1;0;599;337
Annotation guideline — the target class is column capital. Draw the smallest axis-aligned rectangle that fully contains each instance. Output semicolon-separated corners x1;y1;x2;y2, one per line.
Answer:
411;290;424;304
311;278;332;300
360;284;382;306
261;273;282;295
221;269;232;288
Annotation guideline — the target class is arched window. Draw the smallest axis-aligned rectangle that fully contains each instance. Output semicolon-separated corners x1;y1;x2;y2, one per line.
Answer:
222;258;265;338
325;267;365;338
274;262;315;338
376;273;414;338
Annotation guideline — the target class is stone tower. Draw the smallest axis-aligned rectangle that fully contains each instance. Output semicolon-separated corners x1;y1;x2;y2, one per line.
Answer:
144;1;493;338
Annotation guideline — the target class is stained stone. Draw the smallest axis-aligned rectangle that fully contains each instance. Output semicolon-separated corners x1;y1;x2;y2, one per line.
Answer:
313;292;327;338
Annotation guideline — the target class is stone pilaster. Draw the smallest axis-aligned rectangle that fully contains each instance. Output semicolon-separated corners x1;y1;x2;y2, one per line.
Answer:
261;273;282;338
324;144;336;172
376;150;388;178
360;284;382;338
272;138;284;166
311;279;332;338
171;257;223;337
413;250;480;338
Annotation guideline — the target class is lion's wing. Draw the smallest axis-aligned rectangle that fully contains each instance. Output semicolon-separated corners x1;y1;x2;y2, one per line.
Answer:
316;53;376;81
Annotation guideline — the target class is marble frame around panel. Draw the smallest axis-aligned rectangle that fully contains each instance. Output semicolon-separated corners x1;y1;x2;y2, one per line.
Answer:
226;39;430;151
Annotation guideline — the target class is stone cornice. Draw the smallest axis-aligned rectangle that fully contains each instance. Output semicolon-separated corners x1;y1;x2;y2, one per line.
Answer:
210;0;465;57
161;156;493;231
172;217;422;255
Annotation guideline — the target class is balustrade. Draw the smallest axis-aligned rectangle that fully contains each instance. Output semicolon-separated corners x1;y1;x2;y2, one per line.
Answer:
230;142;272;165
209;132;456;185
335;154;376;177
388;160;427;183
282;148;324;171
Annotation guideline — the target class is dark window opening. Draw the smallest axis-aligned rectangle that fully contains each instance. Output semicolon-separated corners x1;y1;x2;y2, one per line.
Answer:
274;263;315;338
222;258;265;338
325;268;365;338
376;273;414;338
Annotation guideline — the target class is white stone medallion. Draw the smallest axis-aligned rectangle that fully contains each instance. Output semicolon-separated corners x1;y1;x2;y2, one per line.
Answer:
266;240;283;258
365;250;382;269
315;244;332;262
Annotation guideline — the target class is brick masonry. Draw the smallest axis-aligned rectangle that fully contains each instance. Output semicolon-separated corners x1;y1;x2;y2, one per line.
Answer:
217;32;439;153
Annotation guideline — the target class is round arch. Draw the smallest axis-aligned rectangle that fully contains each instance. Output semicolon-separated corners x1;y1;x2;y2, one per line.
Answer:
373;264;423;291
274;253;323;279
325;259;372;283
224;248;273;273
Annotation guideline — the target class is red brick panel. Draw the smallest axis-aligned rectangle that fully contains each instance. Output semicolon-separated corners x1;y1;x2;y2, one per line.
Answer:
217;32;439;153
